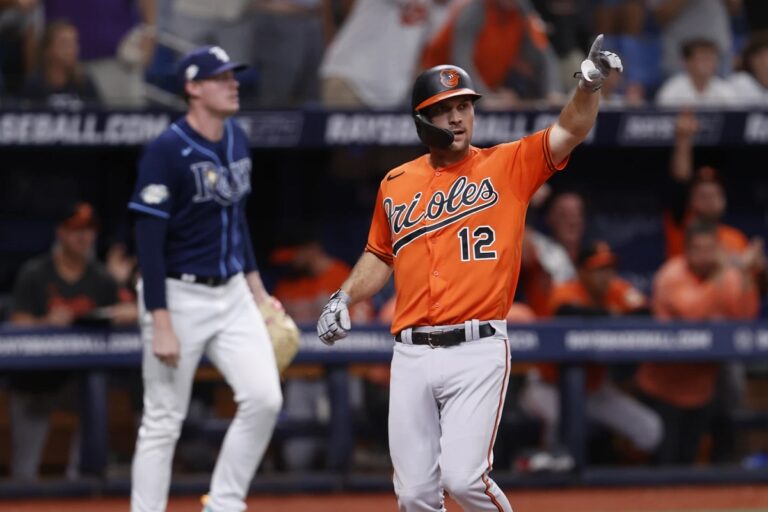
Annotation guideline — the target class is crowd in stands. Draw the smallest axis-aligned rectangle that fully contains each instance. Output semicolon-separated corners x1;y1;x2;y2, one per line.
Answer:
0;0;767;108
0;0;767;482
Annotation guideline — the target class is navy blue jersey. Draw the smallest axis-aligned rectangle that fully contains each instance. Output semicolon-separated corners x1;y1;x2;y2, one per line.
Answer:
129;117;255;279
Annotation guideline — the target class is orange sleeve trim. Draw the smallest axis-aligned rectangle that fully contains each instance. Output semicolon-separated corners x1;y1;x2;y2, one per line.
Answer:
541;127;554;171
364;245;393;266
541;126;569;172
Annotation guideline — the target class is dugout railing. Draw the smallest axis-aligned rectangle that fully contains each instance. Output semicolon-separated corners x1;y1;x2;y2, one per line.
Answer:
0;320;767;496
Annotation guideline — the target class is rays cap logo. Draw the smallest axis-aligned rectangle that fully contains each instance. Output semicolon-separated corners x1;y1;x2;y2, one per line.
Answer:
439;68;460;88
177;45;247;87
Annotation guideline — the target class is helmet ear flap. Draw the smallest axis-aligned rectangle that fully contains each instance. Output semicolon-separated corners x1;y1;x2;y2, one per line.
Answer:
414;112;454;149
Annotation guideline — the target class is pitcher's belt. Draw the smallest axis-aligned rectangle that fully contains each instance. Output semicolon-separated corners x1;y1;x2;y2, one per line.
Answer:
167;272;233;287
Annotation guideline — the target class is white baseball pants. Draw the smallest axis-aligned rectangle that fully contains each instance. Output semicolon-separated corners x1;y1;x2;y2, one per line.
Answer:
389;320;513;512
131;275;282;512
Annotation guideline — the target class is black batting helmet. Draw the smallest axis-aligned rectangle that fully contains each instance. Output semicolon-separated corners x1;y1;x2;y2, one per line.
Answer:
411;65;481;148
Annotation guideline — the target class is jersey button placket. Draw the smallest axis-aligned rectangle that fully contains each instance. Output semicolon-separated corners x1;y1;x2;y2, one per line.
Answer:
427;237;440;318
426;171;443;322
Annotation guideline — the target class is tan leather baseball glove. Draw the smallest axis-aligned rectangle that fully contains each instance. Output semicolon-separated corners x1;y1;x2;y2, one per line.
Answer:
259;298;300;374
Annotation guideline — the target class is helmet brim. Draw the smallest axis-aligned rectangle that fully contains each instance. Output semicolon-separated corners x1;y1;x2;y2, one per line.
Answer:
415;88;481;112
187;62;248;82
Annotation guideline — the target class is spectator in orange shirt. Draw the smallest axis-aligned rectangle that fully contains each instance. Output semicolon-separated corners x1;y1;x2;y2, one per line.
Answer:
664;111;764;266
505;301;536;323
271;230;374;470
662;114;767;456
421;0;564;109
635;221;760;465
519;241;662;457
272;235;372;324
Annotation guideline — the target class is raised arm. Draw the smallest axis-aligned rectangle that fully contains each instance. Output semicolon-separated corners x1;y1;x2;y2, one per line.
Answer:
670;111;698;182
317;252;393;345
548;34;623;165
548;84;600;165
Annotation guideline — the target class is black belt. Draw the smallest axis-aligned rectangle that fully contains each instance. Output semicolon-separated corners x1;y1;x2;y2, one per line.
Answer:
395;323;495;347
167;272;232;287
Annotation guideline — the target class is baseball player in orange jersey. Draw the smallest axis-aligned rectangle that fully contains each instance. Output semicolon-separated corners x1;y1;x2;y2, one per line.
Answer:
318;35;622;512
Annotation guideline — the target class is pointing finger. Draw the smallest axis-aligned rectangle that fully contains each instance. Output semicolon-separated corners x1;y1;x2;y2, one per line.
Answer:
589;34;604;60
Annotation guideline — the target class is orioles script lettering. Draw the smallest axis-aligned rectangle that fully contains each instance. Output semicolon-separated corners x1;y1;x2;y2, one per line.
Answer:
384;176;499;255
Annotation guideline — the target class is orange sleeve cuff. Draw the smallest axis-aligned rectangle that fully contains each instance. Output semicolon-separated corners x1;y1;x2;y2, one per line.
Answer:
365;245;393;266
542;126;570;172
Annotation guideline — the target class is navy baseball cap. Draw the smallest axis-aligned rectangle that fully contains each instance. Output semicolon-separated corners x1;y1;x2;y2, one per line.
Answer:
177;45;247;85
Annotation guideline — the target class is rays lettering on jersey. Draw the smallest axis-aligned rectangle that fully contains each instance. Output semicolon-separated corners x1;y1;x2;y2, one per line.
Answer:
385;176;499;256
190;157;252;205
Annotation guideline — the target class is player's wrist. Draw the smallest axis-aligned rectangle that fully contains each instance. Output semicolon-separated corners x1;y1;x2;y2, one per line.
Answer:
151;308;173;328
576;70;603;93
252;289;270;305
246;271;270;304
334;288;351;305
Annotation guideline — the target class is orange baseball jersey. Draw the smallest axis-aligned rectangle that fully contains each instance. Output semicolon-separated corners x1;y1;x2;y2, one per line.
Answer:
636;256;759;408
274;260;350;299
547;277;647;317
520;255;555;317
366;127;567;334
539;277;647;391
650;256;758;322
663;212;749;258
273;260;351;323
274;259;373;325
421;0;549;90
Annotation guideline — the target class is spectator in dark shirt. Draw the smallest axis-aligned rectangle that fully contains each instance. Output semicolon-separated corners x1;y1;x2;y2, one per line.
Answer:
23;19;99;109
8;202;126;481
38;0;156;107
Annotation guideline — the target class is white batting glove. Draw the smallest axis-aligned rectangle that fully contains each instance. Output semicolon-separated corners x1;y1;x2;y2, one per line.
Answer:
317;289;351;346
576;34;623;93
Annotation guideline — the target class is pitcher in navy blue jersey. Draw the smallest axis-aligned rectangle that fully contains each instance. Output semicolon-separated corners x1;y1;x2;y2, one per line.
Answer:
129;46;283;512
